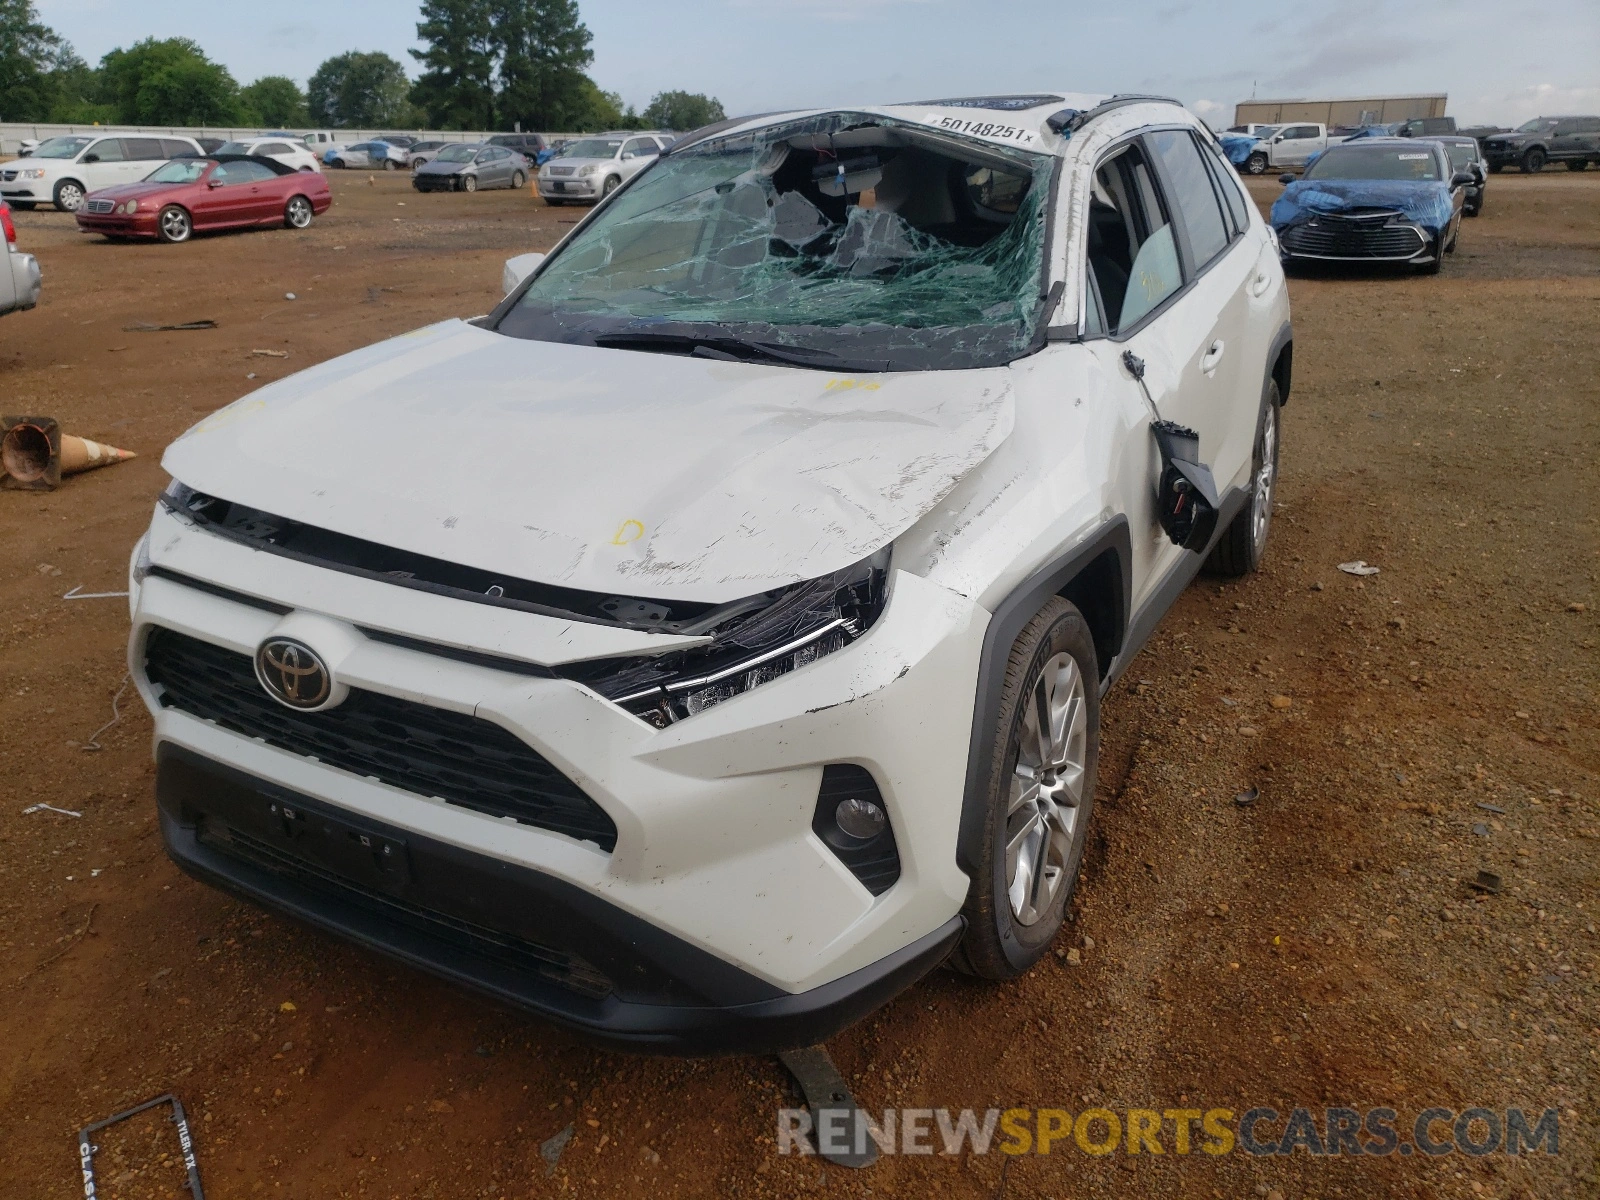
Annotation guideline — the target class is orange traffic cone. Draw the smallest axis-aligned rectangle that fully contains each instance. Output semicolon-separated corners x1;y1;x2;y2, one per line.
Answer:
59;434;136;475
1;416;136;490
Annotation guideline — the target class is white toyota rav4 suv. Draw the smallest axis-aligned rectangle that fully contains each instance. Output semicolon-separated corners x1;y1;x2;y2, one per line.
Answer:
130;92;1291;1053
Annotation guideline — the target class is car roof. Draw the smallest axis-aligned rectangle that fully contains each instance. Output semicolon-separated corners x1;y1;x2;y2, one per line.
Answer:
662;93;1195;161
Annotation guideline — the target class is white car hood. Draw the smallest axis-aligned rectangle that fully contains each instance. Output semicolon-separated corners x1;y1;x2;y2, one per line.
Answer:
164;320;1015;604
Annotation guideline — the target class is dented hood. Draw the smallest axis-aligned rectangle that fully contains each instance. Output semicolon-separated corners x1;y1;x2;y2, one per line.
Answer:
163;320;1014;603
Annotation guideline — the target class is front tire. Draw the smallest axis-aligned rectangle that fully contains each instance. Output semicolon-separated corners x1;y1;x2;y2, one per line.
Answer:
602;175;621;197
1521;148;1545;174
284;195;313;229
53;179;85;213
1245;152;1268;175
953;597;1099;979
156;205;192;244
462;174;477;193
1206;381;1281;577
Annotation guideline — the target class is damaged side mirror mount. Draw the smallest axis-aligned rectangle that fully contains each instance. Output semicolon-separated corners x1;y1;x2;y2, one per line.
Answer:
1151;421;1220;553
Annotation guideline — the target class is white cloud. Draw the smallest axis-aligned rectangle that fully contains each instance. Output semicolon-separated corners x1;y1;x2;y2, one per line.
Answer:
1461;82;1600;126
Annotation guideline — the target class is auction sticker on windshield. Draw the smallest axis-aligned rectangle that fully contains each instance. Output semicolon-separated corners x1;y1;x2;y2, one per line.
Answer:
921;114;1040;146
1397;153;1430;159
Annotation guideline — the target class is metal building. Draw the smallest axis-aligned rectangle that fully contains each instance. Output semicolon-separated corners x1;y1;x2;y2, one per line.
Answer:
1233;94;1447;127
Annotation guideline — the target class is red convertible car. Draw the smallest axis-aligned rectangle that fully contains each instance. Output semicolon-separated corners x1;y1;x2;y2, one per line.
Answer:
75;155;332;243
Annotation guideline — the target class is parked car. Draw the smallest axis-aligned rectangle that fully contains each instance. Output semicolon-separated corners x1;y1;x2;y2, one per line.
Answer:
217;137;322;173
412;143;529;192
537;138;571;166
299;132;348;155
324;141;407;170
196;138;227;155
1224;123;1279;137
536;133;671;204
131;92;1292;1052
16;138;39;156
74;155;332;244
377;135;417;151
0;133;205;212
1430;135;1488;216
0;202;43;317
1481;116;1600;173
406;141;452;170
1391;116;1457;138
1272;138;1468;274
1252;123;1344;171
487;133;547;162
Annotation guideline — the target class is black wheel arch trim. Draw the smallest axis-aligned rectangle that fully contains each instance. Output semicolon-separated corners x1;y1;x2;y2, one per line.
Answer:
1266;320;1293;406
954;517;1130;878
955;484;1250;880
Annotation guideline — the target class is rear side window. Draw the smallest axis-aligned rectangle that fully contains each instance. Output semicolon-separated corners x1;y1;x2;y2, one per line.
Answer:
124;138;165;160
161;139;197;159
259;143;292;156
1150;129;1230;271
1199;138;1252;234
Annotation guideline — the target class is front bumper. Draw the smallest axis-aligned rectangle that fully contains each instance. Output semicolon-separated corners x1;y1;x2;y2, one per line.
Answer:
130;505;985;1045
157;744;963;1053
412;175;464;192
76;212;159;238
539;177;596;198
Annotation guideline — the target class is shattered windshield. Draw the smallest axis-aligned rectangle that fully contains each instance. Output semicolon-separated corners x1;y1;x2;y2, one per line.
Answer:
495;112;1055;372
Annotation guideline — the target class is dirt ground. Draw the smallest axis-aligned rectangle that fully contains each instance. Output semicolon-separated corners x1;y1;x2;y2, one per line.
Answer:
0;168;1595;1200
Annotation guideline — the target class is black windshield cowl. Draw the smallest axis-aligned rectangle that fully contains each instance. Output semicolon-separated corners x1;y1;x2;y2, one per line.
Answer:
590;330;862;370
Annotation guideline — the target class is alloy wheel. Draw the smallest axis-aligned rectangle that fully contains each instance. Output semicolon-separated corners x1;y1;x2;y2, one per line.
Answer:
158;206;191;243
286;197;312;229
1251;401;1278;556
1005;652;1088;927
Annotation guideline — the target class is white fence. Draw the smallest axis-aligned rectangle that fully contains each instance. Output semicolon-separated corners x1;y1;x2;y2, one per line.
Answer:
0;122;551;156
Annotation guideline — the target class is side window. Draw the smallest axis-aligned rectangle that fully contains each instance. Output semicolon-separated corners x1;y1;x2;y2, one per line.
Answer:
1085;141;1182;336
1150;129;1230;270
88;138;126;162
623;138;656;158
1200;138;1252;234
124;137;165;161
259;143;291;156
161;139;196;159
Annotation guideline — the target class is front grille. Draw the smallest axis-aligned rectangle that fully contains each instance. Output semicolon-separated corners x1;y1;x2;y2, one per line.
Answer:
143;627;618;851
1282;218;1424;259
85;199;115;214
197;819;614;998
548;166;575;176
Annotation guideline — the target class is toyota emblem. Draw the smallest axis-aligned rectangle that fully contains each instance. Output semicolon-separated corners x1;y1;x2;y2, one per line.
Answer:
254;638;334;710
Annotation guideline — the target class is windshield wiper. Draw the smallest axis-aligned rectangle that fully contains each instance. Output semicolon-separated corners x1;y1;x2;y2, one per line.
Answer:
591;332;869;370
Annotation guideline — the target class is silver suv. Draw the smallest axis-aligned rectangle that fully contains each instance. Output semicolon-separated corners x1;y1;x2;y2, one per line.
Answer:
537;132;672;204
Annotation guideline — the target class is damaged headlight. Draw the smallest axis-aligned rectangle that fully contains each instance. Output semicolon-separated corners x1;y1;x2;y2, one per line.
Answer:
565;553;889;727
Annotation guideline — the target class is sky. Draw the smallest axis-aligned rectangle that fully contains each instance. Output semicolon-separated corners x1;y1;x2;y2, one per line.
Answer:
34;0;1600;127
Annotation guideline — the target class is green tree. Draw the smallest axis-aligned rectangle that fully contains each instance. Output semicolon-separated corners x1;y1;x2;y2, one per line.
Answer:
559;77;623;132
240;75;308;127
98;38;242;124
492;0;594;132
308;51;417;128
641;90;725;132
0;0;65;120
410;0;495;129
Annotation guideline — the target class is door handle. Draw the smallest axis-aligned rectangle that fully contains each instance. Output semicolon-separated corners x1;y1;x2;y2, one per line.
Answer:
1249;270;1271;297
1200;340;1225;374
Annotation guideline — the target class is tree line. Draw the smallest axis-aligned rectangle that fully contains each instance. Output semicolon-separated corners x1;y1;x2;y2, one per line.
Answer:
0;0;723;132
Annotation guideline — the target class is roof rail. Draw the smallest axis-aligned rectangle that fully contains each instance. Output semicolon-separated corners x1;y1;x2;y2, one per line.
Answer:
658;112;786;156
1045;93;1184;136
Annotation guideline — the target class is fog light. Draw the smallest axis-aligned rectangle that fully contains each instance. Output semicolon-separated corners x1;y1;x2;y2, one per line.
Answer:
835;796;886;841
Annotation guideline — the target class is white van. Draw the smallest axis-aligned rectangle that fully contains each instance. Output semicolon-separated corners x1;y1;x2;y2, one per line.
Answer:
0;134;205;212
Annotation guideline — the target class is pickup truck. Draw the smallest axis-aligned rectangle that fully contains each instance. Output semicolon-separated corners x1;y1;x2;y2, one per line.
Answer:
1247;123;1345;173
0;202;42;318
